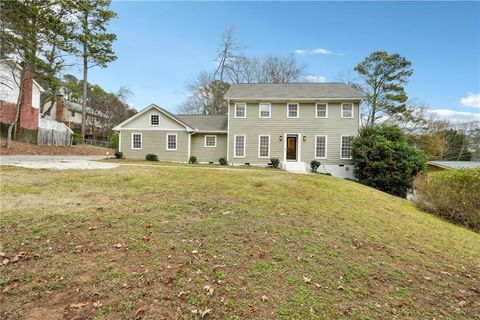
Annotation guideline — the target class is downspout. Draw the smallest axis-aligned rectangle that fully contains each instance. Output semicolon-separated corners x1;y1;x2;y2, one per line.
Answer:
187;130;195;163
226;99;230;164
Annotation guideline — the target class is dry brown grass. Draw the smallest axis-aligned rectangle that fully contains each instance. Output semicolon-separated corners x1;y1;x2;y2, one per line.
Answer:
0;138;114;156
1;165;479;319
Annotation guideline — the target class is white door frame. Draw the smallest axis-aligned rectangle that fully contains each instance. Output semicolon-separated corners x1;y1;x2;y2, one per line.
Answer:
283;133;301;162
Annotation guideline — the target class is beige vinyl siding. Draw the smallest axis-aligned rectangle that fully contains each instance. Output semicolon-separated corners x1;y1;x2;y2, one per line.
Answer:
120;130;189;161
190;133;227;163
122;109;185;130
227;101;359;165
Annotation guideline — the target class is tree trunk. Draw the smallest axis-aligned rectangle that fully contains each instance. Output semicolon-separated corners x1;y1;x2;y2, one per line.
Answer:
81;49;88;144
6;71;25;149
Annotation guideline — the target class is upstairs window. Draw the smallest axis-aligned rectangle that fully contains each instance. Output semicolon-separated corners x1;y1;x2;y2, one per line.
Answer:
235;103;246;118
131;133;142;150
341;136;354;159
166;133;177;150
71;111;76;117
341;103;354;118
287;103;299;118
315;135;327;159
234;134;245;158
150;114;160;126
258;135;270;158
204;135;216;147
259;103;271;118
316;103;328;118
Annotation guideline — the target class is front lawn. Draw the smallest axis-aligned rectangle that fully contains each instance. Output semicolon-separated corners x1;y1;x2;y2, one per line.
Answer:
0;166;479;319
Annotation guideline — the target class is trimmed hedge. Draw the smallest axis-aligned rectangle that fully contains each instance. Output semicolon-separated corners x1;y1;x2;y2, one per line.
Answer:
415;168;480;231
145;154;158;161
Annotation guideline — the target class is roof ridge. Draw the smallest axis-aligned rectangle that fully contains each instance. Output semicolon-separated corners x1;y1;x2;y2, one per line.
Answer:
231;82;346;85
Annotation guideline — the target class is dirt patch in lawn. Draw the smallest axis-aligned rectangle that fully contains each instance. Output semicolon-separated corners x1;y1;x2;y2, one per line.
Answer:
0;139;114;156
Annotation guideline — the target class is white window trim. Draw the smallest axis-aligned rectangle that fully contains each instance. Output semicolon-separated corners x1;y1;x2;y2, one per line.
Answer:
234;103;247;118
149;113;160;126
287;103;299;118
204;135;217;147
341;103;354;119
257;134;271;158
233;134;246;158
314;135;328;159
166;133;177;151
258;103;271;118
131;132;142;150
340;135;353;160
315;103;328;119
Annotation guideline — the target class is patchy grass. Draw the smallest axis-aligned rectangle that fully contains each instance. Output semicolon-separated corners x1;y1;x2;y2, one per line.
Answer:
0;165;479;319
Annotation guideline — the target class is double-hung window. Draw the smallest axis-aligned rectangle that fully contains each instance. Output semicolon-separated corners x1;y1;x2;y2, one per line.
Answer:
258;135;270;158
287;103;299;118
204;135;216;147
150;114;160;126
315;135;327;159
131;133;142;150
166;133;177;150
316;103;328;118
341;103;354;118
235;103;246;118
259;103;271;118
340;135;354;159
234;134;245;158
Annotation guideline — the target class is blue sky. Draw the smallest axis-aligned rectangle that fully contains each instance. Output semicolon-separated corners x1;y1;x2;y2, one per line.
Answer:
76;1;480;122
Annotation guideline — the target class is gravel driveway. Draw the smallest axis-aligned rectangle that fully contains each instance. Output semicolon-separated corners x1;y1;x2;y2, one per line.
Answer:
0;155;119;170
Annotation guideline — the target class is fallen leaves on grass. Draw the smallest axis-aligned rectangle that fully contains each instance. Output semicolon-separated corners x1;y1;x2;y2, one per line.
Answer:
204;285;214;295
1;251;39;265
69;302;87;309
303;276;311;283
2;282;18;292
261;295;268;302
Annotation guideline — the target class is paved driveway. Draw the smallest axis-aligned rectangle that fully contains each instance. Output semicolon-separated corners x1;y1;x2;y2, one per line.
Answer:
0;155;119;170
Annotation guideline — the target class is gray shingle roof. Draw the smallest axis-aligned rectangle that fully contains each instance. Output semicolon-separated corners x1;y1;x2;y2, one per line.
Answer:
224;83;365;100
64;100;106;118
428;161;480;170
176;114;228;132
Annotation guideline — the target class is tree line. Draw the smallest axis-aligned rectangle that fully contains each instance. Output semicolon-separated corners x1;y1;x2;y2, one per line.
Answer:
0;0;128;147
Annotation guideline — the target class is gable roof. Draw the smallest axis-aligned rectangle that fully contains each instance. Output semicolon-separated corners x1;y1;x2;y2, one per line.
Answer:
428;161;480;170
224;83;365;100
63;100;106;118
176;115;228;132
113;104;193;131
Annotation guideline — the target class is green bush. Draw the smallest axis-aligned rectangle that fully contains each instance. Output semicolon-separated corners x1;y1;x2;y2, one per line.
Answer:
270;158;280;168
415;168;480;231
219;157;228;165
71;133;82;145
145;154;158;161
310;160;321;172
189;156;197;164
114;151;123;159
110;132;119;150
352;125;427;198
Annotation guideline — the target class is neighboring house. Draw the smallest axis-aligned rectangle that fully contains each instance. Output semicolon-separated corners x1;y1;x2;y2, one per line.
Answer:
114;83;364;177
0;61;45;143
43;95;107;139
427;160;480;172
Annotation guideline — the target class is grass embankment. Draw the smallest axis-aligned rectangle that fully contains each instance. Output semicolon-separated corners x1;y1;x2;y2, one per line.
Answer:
0;166;479;319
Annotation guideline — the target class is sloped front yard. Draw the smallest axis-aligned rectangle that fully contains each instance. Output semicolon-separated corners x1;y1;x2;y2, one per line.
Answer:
0;166;479;319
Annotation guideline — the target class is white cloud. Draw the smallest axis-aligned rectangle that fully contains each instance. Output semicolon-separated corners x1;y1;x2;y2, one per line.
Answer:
460;93;480;108
428;109;480;123
303;75;327;83
294;48;337;55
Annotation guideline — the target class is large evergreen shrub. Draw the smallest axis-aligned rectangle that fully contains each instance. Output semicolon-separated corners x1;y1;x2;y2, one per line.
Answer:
352;125;427;198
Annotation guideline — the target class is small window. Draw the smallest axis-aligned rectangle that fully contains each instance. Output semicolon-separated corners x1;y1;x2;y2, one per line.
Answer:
258;135;270;158
315;135;327;159
131;133;142;150
71;111;76;117
259;103;271;118
287;103;299;118
166;133;177;150
150;114;160;126
340;136;353;159
204;135;216;147
235;103;246;118
341;103;354;118
234;134;245;158
316;104;328;118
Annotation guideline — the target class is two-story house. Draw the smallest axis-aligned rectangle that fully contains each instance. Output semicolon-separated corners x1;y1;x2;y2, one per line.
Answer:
113;83;364;177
